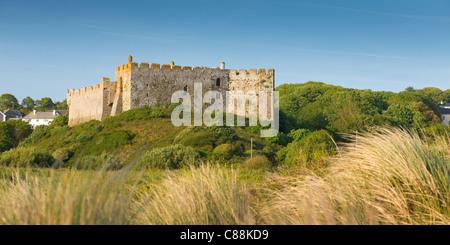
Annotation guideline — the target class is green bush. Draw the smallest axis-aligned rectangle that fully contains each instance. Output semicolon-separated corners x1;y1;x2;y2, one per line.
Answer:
50;115;68;128
288;128;312;142
0;120;33;152
52;147;75;166
243;155;272;170
264;132;291;146
423;124;450;141
174;127;236;153
212;143;245;161
19;125;50;146
77;152;122;170
0;147;54;168
282;130;336;169
138;144;199;169
0;122;13;153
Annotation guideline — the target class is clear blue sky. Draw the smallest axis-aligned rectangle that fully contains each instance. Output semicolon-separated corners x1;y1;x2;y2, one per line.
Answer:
0;0;449;102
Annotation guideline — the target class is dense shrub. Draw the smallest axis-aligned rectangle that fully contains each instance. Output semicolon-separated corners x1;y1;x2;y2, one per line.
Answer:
243;155;272;170
50;114;68;128
264;132;291;146
0;147;54;168
281;130;336;169
0;120;32;152
288;128;311;142
77;152;122;170
52;147;75;167
19;125;50;146
212;143;245;161
138;144;199;169
0;122;13;153
423;124;450;141
174;126;237;153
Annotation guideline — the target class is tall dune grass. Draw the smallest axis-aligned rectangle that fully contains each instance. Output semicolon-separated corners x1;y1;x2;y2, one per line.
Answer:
0;128;448;225
132;164;255;225
0;167;134;225
259;128;450;225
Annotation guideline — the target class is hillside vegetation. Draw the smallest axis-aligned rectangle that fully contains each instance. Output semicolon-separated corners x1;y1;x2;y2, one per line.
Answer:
0;82;449;171
0;82;449;225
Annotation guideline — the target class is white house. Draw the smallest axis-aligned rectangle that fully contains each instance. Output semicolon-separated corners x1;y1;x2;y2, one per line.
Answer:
439;102;450;126
23;110;68;128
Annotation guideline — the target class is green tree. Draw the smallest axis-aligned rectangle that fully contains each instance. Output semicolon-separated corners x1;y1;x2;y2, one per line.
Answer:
405;86;416;92
383;104;415;127
0;120;32;153
5;120;32;148
411;101;441;126
0;94;20;110
417;87;444;105
55;99;69;110
36;97;55;111
0;122;13;153
22;96;35;110
322;90;378;133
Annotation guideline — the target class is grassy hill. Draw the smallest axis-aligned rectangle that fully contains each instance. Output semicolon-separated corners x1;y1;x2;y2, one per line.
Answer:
13;106;279;169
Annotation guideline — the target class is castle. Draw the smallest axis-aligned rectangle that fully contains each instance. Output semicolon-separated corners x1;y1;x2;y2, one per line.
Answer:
67;56;275;126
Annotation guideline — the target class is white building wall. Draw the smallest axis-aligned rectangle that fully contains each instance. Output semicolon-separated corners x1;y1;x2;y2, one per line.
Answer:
442;114;450;126
26;119;54;128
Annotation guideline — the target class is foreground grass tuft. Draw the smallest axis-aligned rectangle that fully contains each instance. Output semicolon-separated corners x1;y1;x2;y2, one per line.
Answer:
132;164;255;225
259;128;450;225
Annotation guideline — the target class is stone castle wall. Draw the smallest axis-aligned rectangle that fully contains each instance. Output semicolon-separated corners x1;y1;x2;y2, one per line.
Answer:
67;56;275;126
67;78;118;126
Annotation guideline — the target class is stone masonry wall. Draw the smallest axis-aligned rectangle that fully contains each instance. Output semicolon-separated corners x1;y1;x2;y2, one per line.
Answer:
67;56;275;126
128;62;229;110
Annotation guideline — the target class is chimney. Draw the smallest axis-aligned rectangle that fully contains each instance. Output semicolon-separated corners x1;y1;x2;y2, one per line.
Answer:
220;62;225;69
53;110;56;115
128;55;133;64
33;110;36;115
170;61;175;68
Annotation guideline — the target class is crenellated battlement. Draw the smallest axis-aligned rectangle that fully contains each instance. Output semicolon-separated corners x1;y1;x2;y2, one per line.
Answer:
229;68;274;76
67;78;116;97
115;60;229;73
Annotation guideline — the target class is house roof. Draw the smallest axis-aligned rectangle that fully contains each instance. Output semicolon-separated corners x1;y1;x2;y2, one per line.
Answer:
55;110;69;115
23;110;66;120
4;109;23;118
440;107;450;115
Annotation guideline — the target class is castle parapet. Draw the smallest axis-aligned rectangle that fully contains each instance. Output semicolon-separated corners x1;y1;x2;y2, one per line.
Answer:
161;64;171;70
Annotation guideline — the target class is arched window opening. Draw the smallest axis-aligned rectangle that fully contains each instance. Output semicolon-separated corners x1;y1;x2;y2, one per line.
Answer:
184;85;188;92
216;78;221;86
